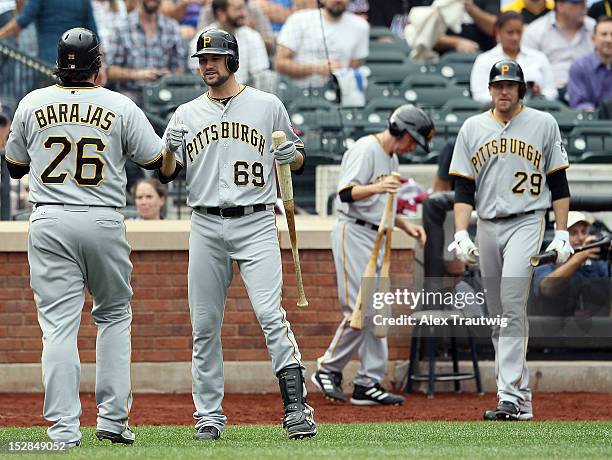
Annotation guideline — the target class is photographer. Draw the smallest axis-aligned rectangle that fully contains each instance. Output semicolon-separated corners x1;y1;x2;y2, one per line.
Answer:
533;211;610;316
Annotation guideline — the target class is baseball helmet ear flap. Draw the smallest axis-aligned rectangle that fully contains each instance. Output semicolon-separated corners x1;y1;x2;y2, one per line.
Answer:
226;53;239;73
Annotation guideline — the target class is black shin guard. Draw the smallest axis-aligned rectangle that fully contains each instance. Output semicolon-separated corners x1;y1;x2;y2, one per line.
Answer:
277;366;305;411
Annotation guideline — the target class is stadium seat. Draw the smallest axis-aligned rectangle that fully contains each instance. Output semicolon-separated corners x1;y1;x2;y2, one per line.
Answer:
369;26;396;40
161;73;206;87
401;74;451;89
369;38;411;55
438;62;473;87
401;86;469;110
288;98;336;128
276;76;303;102
577;152;612;163
362;61;428;85
437;97;484;123
566;125;612;156
438;51;480;65
364;96;409;117
142;74;206;119
365;83;402;101
294;152;343;213
364;49;407;65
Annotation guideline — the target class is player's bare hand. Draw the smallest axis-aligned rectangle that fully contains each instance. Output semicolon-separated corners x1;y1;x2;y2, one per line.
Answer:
448;230;479;265
271;140;297;165
406;223;426;248
545;230;573;265
166;123;189;153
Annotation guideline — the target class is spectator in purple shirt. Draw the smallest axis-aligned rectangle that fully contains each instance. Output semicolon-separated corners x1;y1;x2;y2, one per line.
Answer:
567;16;612;110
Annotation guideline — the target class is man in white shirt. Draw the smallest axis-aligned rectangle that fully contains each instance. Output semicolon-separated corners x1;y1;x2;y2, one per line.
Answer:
471;12;558;104
274;0;369;88
522;0;595;89
190;0;269;83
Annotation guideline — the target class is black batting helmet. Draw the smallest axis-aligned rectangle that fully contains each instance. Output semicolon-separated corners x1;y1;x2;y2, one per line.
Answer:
56;27;101;72
488;59;526;99
191;28;239;73
388;104;435;152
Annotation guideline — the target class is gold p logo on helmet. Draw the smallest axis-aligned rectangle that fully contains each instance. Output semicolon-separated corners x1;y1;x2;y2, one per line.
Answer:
501;64;510;75
203;36;212;47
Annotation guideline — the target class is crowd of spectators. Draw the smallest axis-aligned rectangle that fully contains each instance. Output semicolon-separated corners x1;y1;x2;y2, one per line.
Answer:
0;0;609;111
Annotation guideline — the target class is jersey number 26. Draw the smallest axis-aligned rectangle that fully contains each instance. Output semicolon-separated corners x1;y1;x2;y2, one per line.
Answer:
41;136;105;186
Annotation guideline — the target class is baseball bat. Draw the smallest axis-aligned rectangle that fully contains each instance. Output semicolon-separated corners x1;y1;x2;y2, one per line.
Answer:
350;173;399;330
530;236;611;267
373;186;397;338
273;131;308;309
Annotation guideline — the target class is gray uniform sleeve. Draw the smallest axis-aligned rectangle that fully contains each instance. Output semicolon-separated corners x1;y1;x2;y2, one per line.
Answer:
123;100;164;169
449;125;475;180
544;115;569;174
5;104;30;166
337;147;373;192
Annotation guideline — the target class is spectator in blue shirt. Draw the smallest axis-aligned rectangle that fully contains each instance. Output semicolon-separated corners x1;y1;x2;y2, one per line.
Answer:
0;0;97;65
567;16;612;111
533;211;610;316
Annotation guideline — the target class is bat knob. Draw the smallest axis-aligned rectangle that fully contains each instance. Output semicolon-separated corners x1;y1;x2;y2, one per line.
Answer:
297;300;309;309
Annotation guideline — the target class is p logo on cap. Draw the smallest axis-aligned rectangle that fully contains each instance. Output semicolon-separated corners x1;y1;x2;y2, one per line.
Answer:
501;64;510;75
203;36;212;47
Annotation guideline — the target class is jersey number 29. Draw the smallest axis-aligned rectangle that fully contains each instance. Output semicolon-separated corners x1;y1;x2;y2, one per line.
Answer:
41;136;105;186
512;171;542;196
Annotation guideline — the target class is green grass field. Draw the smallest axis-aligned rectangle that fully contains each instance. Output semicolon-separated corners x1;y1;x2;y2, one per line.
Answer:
1;422;611;459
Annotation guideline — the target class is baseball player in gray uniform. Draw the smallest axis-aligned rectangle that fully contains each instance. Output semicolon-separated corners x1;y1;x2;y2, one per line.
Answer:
158;28;317;440
311;105;429;405
448;60;571;421
4;28;176;446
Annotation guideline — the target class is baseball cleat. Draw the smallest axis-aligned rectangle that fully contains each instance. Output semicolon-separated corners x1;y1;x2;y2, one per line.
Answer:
95;427;135;445
193;425;221;441
483;401;520;421
283;403;317;440
350;383;405;406
311;371;347;402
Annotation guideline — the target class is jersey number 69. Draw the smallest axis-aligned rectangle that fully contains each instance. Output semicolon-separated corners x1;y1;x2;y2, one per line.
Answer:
234;161;264;187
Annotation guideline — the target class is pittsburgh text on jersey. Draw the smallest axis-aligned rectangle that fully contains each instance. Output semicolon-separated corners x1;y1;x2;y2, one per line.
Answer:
34;103;117;132
471;137;542;174
185;121;266;162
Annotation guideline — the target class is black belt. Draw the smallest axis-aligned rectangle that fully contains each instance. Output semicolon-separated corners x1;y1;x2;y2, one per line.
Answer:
354;218;380;232
490;210;537;221
35;203;116;209
194;203;270;218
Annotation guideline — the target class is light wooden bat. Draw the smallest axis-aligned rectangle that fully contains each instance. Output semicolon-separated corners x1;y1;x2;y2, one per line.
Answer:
350;173;399;329
373;192;396;338
273;131;308;308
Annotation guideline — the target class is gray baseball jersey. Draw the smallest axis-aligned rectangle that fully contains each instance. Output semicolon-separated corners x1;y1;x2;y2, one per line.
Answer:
449;106;567;411
163;85;307;434
449;107;569;219
319;134;398;388
335;135;399;225
4;82;165;445
164;85;302;208
6;84;164;207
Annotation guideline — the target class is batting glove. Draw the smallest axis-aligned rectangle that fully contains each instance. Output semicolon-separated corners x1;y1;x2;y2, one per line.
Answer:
545;230;573;264
448;230;479;265
271;140;297;165
165;123;188;154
